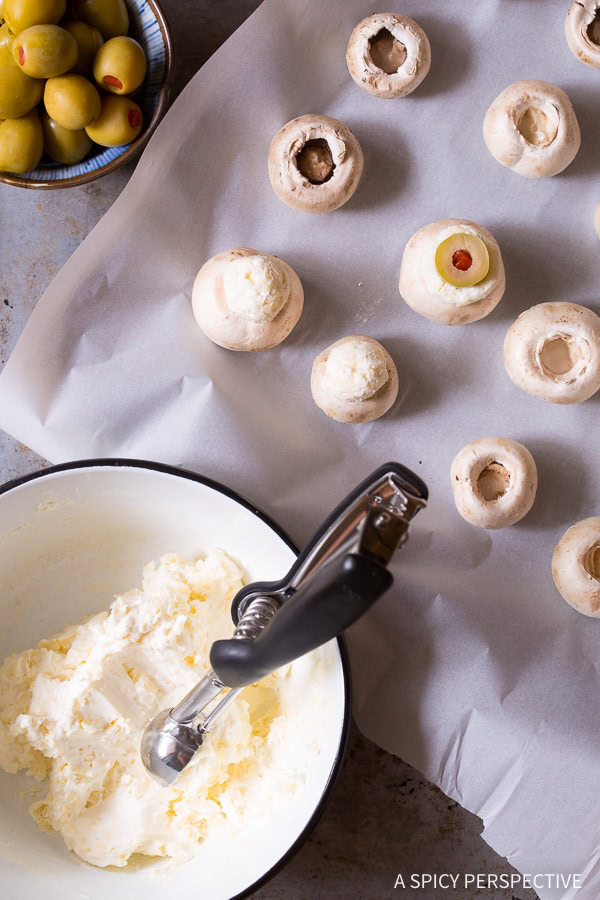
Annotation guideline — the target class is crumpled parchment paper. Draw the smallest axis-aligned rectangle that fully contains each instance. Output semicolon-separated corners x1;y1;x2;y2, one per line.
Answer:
1;1;600;895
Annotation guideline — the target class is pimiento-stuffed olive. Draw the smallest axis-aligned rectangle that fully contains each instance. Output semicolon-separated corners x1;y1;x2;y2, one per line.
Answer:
0;23;14;63
44;72;101;129
71;0;128;40
85;93;142;146
12;24;77;78
93;35;146;95
3;0;65;34
0;60;43;118
41;109;92;163
0;107;43;172
64;19;103;76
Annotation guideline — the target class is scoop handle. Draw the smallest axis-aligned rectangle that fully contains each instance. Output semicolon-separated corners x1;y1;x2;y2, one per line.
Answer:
209;552;392;689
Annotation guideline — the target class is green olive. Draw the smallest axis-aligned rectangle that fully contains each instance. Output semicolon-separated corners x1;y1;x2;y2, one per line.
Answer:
44;72;100;130
93;35;146;95
0;22;14;62
41;109;91;163
85;93;142;146
63;19;102;75
0;61;43;118
71;0;128;40
0;108;43;172
12;24;77;78
4;0;65;33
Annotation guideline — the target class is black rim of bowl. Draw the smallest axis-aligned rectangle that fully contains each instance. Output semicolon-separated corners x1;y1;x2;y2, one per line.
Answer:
0;0;176;190
0;456;352;898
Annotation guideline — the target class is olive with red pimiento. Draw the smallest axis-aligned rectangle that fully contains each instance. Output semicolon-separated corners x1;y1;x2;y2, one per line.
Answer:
64;19;103;76
0;108;43;172
12;24;77;78
41;109;92;163
71;0;128;40
0;22;15;62
44;72;101;130
4;0;65;34
85;93;142;146
93;35;146;95
0;59;43;118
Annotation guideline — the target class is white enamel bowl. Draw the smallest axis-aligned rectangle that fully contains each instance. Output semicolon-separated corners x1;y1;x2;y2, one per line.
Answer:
0;460;349;900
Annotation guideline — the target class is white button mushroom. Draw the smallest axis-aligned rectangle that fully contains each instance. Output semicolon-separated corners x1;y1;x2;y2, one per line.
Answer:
483;79;581;178
565;0;600;68
345;13;431;99
268;114;364;213
503;302;600;404
192;247;304;351
398;218;505;325
311;335;398;423
552;518;600;617
450;436;538;530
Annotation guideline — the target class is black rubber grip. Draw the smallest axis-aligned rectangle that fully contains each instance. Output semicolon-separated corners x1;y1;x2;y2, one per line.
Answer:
230;460;427;625
210;553;393;689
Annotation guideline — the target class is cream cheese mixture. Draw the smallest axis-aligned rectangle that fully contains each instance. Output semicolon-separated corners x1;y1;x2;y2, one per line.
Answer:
0;550;326;868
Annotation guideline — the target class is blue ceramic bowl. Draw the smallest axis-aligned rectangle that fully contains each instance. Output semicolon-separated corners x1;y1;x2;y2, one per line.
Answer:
0;0;174;189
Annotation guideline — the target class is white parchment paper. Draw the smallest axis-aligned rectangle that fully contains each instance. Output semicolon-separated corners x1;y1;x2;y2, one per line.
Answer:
1;0;600;894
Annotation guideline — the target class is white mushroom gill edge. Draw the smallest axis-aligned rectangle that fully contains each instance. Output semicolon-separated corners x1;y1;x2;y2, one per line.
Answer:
450;437;537;530
552;517;600;617
565;0;600;68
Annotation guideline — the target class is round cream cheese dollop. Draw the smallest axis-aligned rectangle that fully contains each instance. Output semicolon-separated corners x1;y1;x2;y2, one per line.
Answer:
222;254;290;323
324;337;389;401
422;224;499;307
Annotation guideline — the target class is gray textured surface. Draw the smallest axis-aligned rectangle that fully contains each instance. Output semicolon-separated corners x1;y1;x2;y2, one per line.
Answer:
0;2;537;898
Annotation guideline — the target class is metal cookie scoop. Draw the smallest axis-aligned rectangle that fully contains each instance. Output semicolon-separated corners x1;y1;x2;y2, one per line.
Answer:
141;462;428;785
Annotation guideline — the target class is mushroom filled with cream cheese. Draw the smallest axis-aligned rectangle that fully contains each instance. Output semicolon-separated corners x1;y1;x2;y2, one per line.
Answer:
311;334;398;424
192;247;304;351
399;218;505;325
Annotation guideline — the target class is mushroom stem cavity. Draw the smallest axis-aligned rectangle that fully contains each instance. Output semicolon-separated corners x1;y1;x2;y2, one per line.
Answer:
536;333;586;380
584;542;600;581
296;138;335;184
587;12;600;45
368;28;407;73
517;106;558;147
477;462;510;501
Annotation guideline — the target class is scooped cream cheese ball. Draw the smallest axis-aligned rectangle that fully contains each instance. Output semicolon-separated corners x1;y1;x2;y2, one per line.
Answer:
325;338;389;401
552;518;600;617
192;247;304;351
450;436;538;530
268;114;364;213
503;302;600;404
345;13;431;99
222;253;290;323
399;218;505;325
311;335;398;423
565;0;600;68
483;79;581;178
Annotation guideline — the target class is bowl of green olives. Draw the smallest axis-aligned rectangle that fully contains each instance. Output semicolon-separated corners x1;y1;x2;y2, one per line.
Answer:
0;0;174;188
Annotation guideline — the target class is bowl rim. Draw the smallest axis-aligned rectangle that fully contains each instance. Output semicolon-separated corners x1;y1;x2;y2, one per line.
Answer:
0;0;176;190
0;456;352;898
